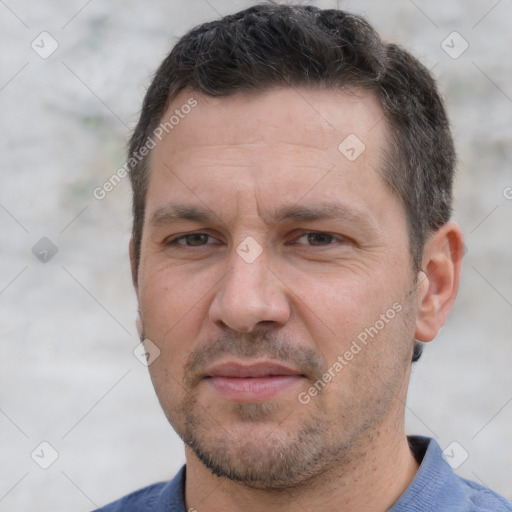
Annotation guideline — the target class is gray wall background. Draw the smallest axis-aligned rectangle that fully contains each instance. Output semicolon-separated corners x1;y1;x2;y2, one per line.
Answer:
1;1;511;510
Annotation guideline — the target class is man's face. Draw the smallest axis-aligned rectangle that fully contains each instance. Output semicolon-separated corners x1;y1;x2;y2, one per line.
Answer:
133;87;419;488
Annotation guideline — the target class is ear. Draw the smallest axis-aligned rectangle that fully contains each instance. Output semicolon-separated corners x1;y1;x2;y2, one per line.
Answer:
415;222;464;342
129;238;138;292
129;238;144;338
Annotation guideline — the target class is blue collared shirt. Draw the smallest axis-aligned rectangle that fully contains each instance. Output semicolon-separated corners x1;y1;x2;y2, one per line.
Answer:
94;436;511;511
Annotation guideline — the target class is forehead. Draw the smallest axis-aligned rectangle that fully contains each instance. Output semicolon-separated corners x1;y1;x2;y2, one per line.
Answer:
158;86;386;152
146;86;395;224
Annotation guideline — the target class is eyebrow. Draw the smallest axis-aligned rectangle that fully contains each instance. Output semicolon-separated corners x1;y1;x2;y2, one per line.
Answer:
149;202;375;230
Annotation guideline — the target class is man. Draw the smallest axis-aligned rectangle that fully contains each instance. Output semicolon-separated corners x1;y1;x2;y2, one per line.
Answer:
95;3;511;511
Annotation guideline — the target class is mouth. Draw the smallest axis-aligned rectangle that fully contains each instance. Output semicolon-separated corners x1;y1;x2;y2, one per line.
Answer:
203;361;306;402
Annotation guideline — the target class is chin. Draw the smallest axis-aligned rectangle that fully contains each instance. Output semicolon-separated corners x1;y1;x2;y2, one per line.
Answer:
177;405;341;489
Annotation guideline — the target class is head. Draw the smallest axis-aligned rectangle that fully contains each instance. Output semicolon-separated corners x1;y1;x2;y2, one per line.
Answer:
128;3;463;489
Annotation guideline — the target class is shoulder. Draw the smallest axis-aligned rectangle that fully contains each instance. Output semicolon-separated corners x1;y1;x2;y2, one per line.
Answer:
92;466;186;512
391;437;512;512
93;482;167;511
458;477;512;512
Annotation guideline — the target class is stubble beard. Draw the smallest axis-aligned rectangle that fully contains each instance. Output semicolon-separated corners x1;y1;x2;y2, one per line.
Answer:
167;377;394;490
145;302;415;490
150;332;359;490
174;393;349;490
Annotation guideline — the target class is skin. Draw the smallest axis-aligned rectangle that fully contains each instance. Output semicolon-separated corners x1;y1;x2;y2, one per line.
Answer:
130;86;464;512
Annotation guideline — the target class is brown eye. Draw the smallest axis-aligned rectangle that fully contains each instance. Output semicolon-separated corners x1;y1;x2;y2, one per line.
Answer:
296;232;337;246
170;233;212;246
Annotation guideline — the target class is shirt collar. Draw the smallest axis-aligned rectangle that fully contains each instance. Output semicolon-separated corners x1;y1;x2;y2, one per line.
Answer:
389;435;462;511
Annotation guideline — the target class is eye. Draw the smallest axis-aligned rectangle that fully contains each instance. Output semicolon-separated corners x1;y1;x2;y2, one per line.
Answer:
294;232;345;247
166;231;348;249
167;233;217;247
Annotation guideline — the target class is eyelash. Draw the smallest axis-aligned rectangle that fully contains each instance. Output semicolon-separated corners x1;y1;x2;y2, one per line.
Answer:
166;231;348;248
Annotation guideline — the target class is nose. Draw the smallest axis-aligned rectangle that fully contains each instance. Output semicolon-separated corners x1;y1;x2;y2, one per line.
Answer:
208;249;291;333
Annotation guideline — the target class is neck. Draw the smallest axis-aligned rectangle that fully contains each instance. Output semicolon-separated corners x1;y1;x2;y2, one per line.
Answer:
184;417;419;512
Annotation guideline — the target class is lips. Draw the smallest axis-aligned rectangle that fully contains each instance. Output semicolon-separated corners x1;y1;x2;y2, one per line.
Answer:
203;361;305;402
205;361;303;378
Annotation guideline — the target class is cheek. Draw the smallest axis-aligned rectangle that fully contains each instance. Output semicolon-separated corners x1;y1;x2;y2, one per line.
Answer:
297;270;408;361
139;265;203;330
138;269;209;377
142;297;204;404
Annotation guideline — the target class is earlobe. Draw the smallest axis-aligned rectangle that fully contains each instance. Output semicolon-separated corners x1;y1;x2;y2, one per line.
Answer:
414;222;464;342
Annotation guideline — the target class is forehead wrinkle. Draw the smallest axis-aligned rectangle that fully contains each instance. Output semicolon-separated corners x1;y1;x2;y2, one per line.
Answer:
148;200;377;234
167;142;331;164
